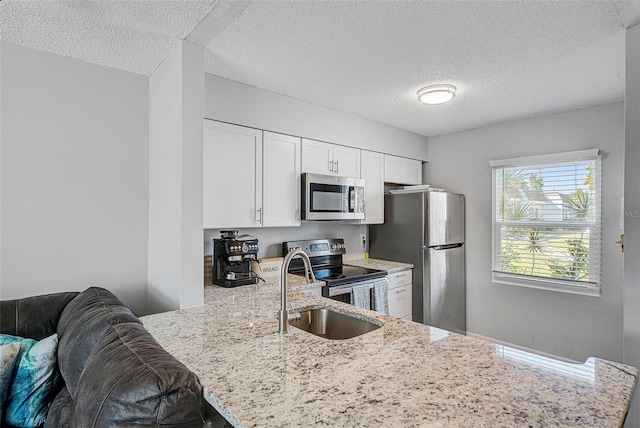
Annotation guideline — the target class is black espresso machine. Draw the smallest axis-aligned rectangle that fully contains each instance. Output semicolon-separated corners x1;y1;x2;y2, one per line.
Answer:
212;230;260;287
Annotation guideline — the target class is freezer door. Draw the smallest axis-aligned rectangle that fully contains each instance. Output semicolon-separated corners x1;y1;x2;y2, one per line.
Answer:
426;192;465;247
425;244;466;334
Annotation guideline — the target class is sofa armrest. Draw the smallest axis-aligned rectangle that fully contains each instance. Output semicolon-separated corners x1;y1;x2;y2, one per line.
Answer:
0;292;79;340
72;322;203;427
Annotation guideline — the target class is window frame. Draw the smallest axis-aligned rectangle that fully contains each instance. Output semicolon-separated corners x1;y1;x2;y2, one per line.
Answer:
490;149;602;297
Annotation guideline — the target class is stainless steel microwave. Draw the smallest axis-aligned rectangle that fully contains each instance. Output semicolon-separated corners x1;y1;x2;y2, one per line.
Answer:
301;173;365;220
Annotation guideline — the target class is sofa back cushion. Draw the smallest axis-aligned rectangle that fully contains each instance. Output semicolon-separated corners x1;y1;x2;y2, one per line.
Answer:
56;287;141;397
0;292;79;341
72;323;203;427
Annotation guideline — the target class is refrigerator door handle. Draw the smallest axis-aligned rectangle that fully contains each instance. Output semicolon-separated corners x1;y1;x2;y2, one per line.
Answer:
431;243;464;251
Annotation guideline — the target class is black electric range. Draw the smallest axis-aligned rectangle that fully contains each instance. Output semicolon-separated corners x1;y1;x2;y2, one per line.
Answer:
283;238;386;287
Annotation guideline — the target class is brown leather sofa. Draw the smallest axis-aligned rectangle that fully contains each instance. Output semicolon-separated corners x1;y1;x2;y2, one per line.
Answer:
0;287;204;427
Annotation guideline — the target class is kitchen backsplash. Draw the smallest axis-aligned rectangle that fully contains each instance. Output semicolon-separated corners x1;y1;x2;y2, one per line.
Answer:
204;223;368;260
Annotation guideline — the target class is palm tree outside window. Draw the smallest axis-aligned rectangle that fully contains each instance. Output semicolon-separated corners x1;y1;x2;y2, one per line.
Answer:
490;149;601;296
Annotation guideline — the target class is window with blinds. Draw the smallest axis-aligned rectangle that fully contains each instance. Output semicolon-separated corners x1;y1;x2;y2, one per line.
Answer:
490;149;601;296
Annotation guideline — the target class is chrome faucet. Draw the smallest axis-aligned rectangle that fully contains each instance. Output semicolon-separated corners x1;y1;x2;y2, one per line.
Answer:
279;249;316;334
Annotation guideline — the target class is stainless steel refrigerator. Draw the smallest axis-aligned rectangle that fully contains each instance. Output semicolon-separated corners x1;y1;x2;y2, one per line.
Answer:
369;191;466;334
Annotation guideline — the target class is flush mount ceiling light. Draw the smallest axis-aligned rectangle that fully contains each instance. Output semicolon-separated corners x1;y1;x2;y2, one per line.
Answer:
417;84;456;105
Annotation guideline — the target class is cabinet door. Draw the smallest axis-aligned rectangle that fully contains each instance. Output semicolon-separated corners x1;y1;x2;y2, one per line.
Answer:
263;132;301;227
384;154;405;184
360;150;384;224
203;120;262;229
384;154;423;185
301;139;333;175
388;283;412;318
405;158;423;185
388;269;412;289
333;145;360;177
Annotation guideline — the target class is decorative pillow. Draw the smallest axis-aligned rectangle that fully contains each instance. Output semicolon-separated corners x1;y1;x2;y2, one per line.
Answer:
0;342;21;422
0;333;60;428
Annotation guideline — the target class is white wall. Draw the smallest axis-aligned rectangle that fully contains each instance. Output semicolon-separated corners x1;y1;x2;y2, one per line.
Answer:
624;24;640;427
426;102;625;363
148;40;204;314
204;74;429;161
0;41;150;314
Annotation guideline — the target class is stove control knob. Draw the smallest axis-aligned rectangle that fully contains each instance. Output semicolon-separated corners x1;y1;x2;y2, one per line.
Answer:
241;244;249;253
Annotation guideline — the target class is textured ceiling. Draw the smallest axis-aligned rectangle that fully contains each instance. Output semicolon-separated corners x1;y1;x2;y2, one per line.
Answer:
0;1;634;137
0;0;218;75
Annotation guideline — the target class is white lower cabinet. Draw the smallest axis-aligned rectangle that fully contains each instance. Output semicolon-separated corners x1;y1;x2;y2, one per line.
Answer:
387;269;413;319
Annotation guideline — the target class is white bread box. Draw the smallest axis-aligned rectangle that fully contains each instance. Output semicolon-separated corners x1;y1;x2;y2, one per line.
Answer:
252;257;283;278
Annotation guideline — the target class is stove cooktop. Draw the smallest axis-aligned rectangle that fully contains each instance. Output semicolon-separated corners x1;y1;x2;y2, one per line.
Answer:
295;264;386;287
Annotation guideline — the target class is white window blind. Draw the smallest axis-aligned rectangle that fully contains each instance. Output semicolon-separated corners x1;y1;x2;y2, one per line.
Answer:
490;149;601;296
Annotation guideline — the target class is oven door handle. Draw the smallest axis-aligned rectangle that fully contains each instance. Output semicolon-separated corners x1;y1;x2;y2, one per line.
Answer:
328;282;373;297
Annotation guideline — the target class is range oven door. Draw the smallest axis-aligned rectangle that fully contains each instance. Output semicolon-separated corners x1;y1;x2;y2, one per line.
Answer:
302;173;365;220
324;281;374;307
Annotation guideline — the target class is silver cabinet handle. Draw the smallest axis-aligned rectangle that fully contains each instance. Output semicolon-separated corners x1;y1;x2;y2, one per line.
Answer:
295;210;300;221
395;288;407;294
335;159;339;174
256;207;262;223
329;159;334;174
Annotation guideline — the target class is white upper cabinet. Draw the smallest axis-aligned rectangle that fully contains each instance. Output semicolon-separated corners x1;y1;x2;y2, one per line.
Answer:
203;120;263;229
203;121;301;229
360;150;384;224
302;139;361;177
384;154;423;185
301;139;333;175
262;131;301;227
333;145;361;177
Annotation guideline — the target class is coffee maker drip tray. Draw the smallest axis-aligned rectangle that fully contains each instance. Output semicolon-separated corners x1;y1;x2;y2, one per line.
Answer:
213;274;259;288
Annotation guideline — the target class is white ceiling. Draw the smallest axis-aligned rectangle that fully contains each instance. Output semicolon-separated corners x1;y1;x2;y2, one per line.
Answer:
1;1;638;137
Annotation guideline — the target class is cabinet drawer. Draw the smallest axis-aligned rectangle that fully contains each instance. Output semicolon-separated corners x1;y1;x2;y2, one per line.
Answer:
388;269;412;289
388;283;412;319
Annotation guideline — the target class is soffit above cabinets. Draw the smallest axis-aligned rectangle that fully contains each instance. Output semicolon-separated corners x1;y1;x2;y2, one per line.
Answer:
1;0;634;137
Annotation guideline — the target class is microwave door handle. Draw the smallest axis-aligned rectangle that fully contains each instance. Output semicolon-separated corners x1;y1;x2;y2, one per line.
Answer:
348;187;355;212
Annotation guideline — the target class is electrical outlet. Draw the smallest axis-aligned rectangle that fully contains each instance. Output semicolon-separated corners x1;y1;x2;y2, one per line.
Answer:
360;233;367;245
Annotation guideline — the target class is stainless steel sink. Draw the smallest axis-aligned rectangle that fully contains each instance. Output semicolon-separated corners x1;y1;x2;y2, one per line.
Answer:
288;307;382;340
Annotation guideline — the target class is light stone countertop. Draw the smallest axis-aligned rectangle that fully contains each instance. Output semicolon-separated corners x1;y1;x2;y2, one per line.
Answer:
141;278;637;428
344;257;413;273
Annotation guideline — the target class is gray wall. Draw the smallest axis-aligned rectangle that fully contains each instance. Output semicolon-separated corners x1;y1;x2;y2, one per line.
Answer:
0;41;150;314
204;74;429;161
426;102;624;363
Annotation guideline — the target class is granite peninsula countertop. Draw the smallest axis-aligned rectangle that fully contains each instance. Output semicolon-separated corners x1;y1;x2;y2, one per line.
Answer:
344;257;413;273
141;277;637;427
